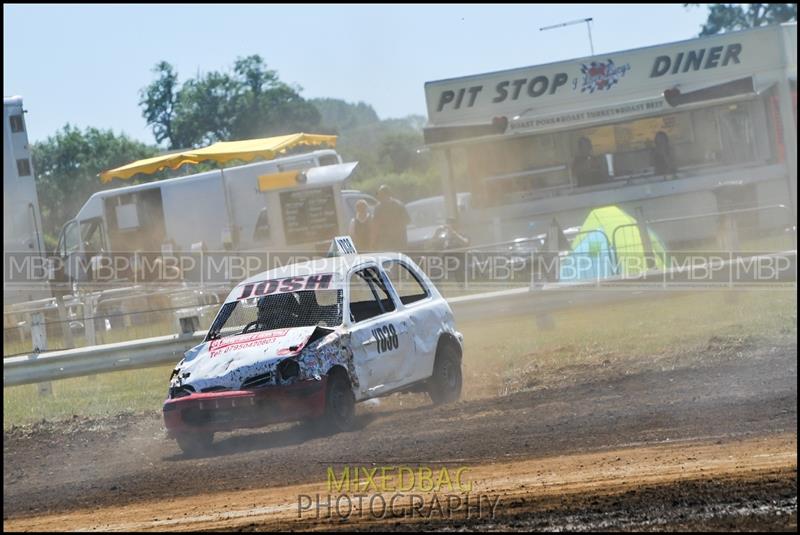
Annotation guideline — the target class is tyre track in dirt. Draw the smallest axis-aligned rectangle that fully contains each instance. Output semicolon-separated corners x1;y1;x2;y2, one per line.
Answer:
4;340;797;528
4;435;796;531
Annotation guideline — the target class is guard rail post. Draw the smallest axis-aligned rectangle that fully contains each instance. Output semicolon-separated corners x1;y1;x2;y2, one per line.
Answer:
719;213;740;303
717;213;740;253
30;312;52;397
56;295;75;350
635;206;655;271
83;294;97;346
546;218;562;284
534;218;563;329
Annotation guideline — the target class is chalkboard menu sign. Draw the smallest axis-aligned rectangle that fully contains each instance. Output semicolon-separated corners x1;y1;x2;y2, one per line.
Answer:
280;186;339;245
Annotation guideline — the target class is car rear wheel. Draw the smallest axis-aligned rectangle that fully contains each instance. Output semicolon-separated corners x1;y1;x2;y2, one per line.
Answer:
321;370;355;433
175;431;214;456
427;344;462;405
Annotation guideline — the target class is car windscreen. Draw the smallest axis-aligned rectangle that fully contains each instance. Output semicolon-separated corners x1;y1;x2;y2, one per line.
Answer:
207;289;343;340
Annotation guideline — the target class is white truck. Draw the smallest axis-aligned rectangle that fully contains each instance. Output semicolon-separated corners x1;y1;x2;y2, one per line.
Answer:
52;149;376;283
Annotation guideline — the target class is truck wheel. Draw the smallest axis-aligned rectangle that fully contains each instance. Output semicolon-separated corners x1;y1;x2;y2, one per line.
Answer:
427;344;462;405
322;370;356;433
175;431;214;456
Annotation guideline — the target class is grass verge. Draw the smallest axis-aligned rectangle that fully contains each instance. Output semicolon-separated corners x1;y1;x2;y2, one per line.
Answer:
3;288;796;429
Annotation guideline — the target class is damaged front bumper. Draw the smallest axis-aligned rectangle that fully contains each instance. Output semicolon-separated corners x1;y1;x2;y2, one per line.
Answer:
162;378;327;436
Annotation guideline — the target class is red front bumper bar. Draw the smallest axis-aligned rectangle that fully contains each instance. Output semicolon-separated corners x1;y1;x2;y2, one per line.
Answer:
163;379;327;436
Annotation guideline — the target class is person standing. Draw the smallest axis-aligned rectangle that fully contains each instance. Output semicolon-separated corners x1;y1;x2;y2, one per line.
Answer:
371;185;411;251
348;199;374;251
651;131;677;177
572;136;609;187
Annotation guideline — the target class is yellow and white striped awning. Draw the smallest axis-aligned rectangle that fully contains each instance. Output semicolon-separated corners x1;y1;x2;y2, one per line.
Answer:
99;133;337;183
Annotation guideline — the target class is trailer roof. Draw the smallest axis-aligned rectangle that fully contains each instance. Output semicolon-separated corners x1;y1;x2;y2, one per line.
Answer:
99;133;337;183
425;22;796;88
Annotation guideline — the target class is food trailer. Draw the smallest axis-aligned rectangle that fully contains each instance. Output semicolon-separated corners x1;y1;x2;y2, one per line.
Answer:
423;23;797;247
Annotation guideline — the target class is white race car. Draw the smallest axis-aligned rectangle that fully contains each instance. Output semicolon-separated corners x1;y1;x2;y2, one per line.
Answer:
163;238;463;454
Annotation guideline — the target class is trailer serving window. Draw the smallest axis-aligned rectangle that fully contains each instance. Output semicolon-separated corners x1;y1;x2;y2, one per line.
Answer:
279;186;339;246
455;95;775;208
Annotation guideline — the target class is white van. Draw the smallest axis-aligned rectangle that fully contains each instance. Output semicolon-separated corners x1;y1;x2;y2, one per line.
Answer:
53;150;369;283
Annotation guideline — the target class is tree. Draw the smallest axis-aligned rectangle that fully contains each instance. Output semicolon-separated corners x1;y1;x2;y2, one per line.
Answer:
311;98;380;132
309;106;433;190
32;125;157;246
139;55;321;149
380;132;422;173
139;61;179;147
685;4;796;36
324;110;438;200
170;71;239;148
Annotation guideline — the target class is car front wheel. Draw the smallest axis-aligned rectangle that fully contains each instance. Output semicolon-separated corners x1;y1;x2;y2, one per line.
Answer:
321;370;356;433
427;344;462;405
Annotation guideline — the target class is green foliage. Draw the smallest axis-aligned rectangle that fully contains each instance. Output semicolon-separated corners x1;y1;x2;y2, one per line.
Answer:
31;125;158;245
311;97;380;131
229;55;321;140
313;98;432;187
170;70;239;147
139;55;321;149
685;3;796;36
379;131;425;173
139;61;178;147
32;67;441;252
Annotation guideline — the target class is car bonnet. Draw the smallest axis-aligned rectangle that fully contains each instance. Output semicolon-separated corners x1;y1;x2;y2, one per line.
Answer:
176;326;319;391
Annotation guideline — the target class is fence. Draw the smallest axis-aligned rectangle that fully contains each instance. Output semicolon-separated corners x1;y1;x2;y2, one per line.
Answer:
3;285;229;358
4;248;795;388
3;204;796;358
446;203;796;284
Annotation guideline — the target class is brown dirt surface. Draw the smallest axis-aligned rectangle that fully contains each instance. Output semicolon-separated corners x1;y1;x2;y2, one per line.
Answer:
4;338;797;531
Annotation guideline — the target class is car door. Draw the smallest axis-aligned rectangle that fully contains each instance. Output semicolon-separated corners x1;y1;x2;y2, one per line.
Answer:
381;259;438;384
348;265;411;399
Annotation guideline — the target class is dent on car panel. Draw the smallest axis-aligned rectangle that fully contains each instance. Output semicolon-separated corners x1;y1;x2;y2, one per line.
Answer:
168;325;359;398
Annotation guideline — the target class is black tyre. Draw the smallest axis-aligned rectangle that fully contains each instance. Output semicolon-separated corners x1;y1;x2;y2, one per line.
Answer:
175;431;214;456
427;344;462;405
321;370;356;433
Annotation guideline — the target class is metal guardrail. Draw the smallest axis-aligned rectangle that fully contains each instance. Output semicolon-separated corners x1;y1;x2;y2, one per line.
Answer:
3;285;599;387
3;284;230;355
3;249;795;387
3;331;206;387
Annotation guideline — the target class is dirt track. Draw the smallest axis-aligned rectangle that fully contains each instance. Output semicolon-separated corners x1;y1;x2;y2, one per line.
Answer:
3;338;797;531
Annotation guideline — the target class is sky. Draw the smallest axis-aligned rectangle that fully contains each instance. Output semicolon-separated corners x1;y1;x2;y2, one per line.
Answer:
4;4;711;146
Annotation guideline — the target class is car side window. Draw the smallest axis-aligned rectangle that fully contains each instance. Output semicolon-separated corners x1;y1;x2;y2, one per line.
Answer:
382;261;429;305
349;266;395;322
